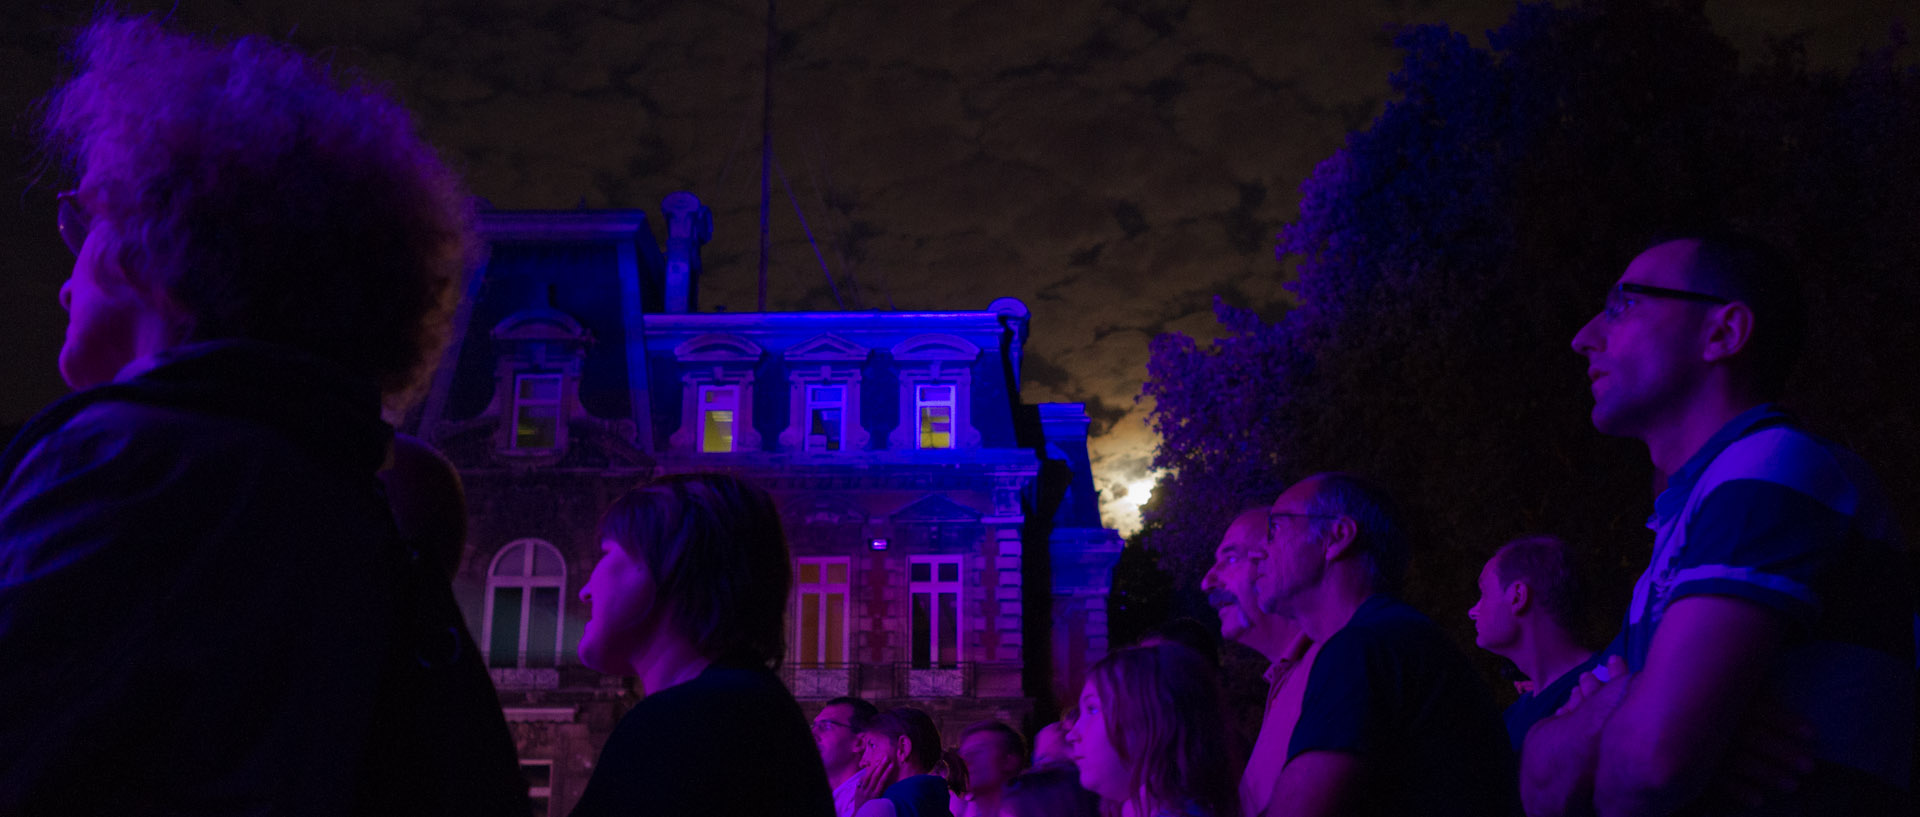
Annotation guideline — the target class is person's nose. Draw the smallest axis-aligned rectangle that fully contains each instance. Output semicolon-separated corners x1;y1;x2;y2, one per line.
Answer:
1572;313;1604;356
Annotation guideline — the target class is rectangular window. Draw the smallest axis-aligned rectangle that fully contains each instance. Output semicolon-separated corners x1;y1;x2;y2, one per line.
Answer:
521;760;553;817
513;374;563;449
909;555;962;668
806;385;846;452
794;557;850;665
916;385;955;449
700;385;738;453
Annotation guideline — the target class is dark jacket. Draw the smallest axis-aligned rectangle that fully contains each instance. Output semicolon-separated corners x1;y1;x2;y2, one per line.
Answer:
0;340;528;816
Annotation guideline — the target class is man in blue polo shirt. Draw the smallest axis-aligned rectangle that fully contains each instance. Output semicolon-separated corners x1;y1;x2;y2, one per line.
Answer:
1522;235;1913;816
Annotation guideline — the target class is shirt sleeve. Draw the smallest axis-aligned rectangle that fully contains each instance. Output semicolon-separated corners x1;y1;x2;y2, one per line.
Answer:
1286;626;1380;760
1674;475;1852;629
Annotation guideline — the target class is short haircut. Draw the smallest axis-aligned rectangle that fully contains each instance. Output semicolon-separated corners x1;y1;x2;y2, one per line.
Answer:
1302;473;1411;594
1666;232;1806;397
825;696;879;733
41;16;474;406
1492;535;1584;635
597;473;791;667
960;720;1028;761
866;707;943;772
1085;643;1240;816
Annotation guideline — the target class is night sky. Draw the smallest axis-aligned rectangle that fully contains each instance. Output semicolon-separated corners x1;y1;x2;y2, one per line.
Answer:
2;0;1910;533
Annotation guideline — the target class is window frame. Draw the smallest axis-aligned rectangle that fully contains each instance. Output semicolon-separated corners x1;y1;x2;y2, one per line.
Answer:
793;556;852;666
698;384;740;453
908;554;964;668
914;384;957;450
482;539;568;669
510;372;565;451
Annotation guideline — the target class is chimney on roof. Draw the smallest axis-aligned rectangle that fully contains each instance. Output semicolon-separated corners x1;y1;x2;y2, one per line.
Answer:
661;192;712;313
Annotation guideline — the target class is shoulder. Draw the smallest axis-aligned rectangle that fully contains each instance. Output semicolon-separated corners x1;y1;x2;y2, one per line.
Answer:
1698;426;1865;514
1315;597;1442;664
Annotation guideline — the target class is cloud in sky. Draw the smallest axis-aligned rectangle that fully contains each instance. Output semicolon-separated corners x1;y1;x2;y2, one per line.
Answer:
2;0;1907;533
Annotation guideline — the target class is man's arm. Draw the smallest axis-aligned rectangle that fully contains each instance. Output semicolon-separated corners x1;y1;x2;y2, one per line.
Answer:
1518;657;1631;817
1593;596;1785;817
1265;751;1363;817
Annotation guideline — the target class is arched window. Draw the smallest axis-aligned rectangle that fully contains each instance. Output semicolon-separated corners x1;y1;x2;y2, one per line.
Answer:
484;539;567;669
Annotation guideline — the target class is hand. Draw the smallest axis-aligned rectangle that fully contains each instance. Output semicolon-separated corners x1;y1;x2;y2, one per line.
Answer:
855;755;896;807
1707;697;1815;810
1557;655;1631;717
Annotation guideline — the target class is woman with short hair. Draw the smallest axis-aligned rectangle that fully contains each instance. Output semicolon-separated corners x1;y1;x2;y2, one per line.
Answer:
570;473;834;817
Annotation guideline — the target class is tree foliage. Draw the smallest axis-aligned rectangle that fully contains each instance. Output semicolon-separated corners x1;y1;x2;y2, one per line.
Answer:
1140;0;1920;663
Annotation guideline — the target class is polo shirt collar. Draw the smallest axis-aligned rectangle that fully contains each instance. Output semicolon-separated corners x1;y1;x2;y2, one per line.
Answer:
1651;403;1786;525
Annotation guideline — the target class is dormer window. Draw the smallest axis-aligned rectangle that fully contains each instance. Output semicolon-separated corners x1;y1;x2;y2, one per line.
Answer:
699;385;740;453
806;386;847;451
889;334;981;451
669;333;763;454
489;297;592;460
513;374;564;449
916;385;955;449
780;334;871;454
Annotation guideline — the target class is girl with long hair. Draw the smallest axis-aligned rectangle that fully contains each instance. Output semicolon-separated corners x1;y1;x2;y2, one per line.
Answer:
1066;642;1240;817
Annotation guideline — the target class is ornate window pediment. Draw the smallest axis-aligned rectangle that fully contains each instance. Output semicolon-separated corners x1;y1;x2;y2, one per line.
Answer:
787;333;871;362
674;333;763;362
891;333;979;361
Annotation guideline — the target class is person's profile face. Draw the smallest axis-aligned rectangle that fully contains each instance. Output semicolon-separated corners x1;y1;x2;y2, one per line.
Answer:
1202;511;1267;643
56;203;156;390
576;537;659;675
1065;681;1128;803
812;703;861;769
1254;480;1324;617
1571;240;1715;439
1468;558;1519;653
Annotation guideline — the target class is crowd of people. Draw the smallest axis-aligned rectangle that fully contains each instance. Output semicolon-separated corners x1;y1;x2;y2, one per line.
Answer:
1;12;1912;817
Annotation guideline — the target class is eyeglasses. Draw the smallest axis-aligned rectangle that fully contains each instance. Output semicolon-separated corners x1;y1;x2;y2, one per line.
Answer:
56;190;90;256
1602;282;1730;320
810;719;854;735
1267;511;1337;541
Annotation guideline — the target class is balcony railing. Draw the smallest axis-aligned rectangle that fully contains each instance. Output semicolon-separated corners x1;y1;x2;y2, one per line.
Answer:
892;662;974;698
781;663;861;698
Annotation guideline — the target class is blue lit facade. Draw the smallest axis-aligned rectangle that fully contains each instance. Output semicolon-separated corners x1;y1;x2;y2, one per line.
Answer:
405;193;1121;813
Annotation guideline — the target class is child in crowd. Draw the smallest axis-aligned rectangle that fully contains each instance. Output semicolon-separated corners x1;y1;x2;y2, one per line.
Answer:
1066;642;1240;817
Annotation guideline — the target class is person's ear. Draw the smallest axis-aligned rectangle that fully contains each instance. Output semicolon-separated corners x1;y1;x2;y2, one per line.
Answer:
1701;302;1755;364
1507;581;1530;615
1321;516;1359;563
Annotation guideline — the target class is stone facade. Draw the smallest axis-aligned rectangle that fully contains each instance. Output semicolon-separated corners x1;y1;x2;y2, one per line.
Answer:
406;195;1121;816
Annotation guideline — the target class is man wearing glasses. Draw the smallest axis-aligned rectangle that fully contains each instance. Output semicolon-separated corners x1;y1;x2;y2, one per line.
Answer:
1254;473;1516;817
1201;504;1314;816
817;696;881;817
1521;236;1912;816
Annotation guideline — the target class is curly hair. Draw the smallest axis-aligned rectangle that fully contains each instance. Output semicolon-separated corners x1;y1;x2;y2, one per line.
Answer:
597;473;792;668
40;15;474;405
1086;642;1240;817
